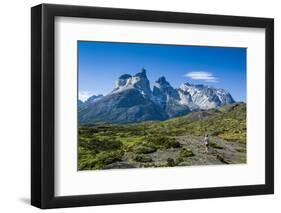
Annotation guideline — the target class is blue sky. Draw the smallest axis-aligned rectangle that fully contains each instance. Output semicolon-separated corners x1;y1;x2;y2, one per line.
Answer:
78;41;246;102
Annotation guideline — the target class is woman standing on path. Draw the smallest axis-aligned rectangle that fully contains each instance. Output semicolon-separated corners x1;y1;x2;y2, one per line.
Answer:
203;134;210;153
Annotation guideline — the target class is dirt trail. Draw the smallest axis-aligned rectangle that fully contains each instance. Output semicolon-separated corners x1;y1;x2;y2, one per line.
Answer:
104;135;246;169
175;135;246;166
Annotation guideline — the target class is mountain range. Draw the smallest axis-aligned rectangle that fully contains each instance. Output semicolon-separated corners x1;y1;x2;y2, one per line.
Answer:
78;69;235;124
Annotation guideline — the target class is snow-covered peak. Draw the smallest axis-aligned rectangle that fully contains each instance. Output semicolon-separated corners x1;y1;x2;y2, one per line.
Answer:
179;82;235;109
114;74;132;89
112;69;151;97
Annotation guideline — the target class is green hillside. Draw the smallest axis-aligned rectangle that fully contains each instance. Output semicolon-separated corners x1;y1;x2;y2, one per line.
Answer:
78;103;246;170
161;102;246;144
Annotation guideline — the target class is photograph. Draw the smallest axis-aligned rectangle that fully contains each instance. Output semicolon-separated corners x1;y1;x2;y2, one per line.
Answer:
29;3;274;209
77;41;247;170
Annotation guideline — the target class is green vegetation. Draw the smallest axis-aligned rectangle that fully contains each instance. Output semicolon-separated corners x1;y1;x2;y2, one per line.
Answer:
133;145;157;154
161;103;247;144
180;148;194;157
166;158;176;167
78;103;246;170
143;136;181;150
79;149;124;170
134;154;153;163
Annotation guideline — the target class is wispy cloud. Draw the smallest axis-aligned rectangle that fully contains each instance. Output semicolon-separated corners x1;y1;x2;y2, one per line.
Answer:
185;71;219;83
79;91;94;101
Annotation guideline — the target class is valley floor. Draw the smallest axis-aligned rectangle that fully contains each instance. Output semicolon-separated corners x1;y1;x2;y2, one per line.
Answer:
103;135;246;169
78;103;247;170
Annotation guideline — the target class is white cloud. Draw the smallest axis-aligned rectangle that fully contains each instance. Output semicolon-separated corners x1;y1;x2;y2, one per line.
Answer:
79;91;94;101
185;71;219;83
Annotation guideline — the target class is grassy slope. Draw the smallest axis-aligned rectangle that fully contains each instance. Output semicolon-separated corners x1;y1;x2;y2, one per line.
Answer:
78;103;246;170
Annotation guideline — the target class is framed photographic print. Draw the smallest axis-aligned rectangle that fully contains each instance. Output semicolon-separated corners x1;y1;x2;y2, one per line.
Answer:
31;3;274;209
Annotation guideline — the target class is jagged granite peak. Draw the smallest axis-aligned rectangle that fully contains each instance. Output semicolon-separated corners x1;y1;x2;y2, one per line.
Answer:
152;76;190;117
178;87;199;111
179;82;235;109
119;74;132;80
153;76;180;101
131;68;151;96
112;68;151;97
134;68;147;78
114;74;131;89
155;76;170;87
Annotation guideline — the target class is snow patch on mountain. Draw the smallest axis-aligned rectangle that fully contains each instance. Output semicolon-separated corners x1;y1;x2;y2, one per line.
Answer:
179;82;235;109
112;68;151;97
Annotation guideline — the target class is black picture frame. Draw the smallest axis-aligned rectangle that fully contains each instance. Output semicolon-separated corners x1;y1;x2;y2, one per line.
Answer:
31;3;274;209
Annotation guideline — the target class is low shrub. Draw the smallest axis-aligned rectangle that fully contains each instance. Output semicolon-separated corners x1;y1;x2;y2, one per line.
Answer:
134;154;153;163
79;137;123;152
175;157;184;165
133;145;157;154
98;150;124;165
78;150;124;170
180;148;194;157
166;158;176;167
145;136;180;149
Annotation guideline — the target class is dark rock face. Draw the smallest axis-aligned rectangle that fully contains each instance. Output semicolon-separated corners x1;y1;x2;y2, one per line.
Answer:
79;88;168;124
153;76;190;117
153;76;180;102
